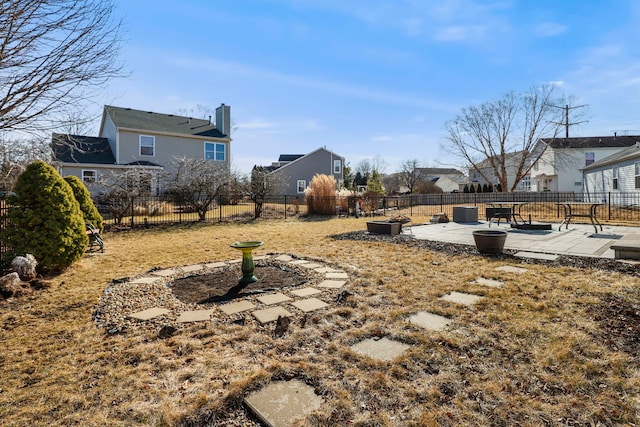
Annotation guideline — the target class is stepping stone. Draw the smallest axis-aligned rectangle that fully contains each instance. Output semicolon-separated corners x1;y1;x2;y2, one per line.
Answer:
219;300;256;315
350;337;410;361
317;280;347;289
474;277;504;288
290;287;321;297
289;259;311;265
176;309;215;323
408;311;451;331
181;264;203;273
252;306;293;325
514;251;559;261
254;255;268;261
496;265;528;274
204;261;226;269
439;291;483;306
275;255;293;262
290;298;328;313
128;307;170;321
314;267;341;273
257;293;292;305
298;262;322;269
130;276;161;284
244;379;323;427
324;272;348;279
150;268;178;277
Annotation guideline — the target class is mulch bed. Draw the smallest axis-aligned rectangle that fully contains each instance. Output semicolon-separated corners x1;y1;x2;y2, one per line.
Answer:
169;262;311;304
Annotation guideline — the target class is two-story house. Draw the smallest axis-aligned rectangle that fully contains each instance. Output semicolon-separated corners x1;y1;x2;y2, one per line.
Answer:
582;141;640;200
261;147;345;196
52;104;232;195
467;151;531;192
529;135;639;192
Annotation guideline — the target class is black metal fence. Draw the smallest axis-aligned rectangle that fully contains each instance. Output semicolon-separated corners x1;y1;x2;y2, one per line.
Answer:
2;191;640;271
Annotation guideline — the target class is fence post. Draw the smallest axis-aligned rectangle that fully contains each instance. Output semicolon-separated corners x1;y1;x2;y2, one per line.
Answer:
608;192;611;220
130;196;135;227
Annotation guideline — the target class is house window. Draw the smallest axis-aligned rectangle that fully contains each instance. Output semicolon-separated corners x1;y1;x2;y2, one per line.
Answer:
533;162;539;171
204;142;225;161
82;170;97;184
613;166;618;190
297;180;306;193
333;159;341;174
140;135;155;156
585;152;595;166
635;162;640;189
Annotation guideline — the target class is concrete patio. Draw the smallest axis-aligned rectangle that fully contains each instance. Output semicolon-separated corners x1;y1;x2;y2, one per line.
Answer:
408;220;640;259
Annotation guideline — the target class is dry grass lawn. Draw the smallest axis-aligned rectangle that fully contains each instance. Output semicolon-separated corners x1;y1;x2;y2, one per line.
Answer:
0;216;639;426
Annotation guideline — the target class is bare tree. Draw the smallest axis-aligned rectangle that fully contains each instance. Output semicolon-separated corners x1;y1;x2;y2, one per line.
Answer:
0;0;125;134
250;166;285;219
443;84;567;192
163;157;230;221
399;159;425;193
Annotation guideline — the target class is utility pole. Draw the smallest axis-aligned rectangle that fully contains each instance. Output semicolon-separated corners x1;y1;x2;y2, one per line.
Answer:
551;104;588;138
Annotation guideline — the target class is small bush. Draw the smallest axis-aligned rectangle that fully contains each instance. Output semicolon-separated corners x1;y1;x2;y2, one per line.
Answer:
3;161;87;272
306;174;337;215
64;175;104;231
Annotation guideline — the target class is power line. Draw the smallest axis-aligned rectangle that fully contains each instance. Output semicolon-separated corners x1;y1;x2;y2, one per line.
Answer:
550;104;588;138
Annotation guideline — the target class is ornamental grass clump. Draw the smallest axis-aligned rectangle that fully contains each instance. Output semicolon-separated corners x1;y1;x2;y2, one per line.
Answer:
3;160;87;272
306;173;337;215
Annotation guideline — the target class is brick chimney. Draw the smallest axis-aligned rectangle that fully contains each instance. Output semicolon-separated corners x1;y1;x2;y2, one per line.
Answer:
215;103;231;136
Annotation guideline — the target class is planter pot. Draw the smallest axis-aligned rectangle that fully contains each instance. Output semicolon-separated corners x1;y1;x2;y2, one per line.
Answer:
472;230;507;254
366;221;401;236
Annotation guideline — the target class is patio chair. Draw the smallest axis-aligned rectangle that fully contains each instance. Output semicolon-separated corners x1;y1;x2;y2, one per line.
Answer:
86;222;104;253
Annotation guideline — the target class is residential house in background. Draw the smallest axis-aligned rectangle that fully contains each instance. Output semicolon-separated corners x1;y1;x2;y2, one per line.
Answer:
417;168;467;193
468;151;531;191
582;141;640;202
529;135;639;192
52;104;232;195
263;147;344;196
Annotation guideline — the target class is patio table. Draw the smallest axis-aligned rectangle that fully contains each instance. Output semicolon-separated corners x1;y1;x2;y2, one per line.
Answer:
556;202;604;233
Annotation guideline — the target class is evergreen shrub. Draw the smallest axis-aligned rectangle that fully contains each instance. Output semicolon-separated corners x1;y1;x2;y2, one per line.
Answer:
4;161;88;272
64;175;104;231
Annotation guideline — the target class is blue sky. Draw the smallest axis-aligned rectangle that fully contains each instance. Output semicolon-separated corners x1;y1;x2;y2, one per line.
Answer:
95;0;640;175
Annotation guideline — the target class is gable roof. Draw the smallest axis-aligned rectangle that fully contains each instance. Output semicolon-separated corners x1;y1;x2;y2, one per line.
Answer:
416;167;465;177
103;105;228;138
267;147;344;173
52;134;115;164
582;142;640;171
278;154;304;162
541;135;640;149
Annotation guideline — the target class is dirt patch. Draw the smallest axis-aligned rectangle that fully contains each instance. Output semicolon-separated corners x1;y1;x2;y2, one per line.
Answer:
170;262;311;304
588;291;640;360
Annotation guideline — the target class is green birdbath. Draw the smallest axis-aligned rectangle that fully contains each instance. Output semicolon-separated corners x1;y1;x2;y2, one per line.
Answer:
230;241;264;287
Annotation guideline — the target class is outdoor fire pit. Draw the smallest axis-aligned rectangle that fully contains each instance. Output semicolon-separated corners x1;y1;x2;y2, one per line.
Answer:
230;241;264;286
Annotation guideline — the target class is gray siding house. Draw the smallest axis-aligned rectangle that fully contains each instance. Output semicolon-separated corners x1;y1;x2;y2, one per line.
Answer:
582;141;640;202
264;147;345;196
52;104;232;194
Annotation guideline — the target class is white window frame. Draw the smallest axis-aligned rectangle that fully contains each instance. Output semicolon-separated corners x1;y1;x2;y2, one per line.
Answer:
635;162;640;189
333;159;341;174
204;142;225;161
613;166;618;190
139;135;155;156
296;180;306;193
82;169;97;184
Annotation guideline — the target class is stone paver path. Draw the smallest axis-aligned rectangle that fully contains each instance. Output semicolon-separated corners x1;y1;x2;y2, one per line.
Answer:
474;277;504;288
128;307;170;321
